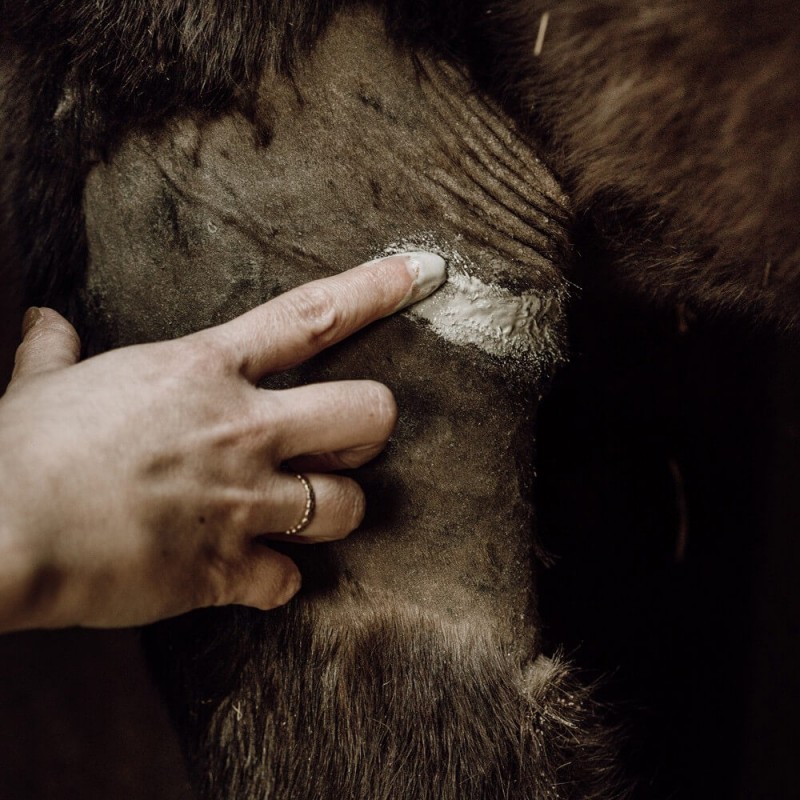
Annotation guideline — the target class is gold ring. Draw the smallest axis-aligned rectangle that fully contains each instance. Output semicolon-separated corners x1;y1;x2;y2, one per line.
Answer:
284;473;315;536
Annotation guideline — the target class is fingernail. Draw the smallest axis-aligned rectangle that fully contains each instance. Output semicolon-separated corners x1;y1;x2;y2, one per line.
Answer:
21;307;43;336
393;251;447;312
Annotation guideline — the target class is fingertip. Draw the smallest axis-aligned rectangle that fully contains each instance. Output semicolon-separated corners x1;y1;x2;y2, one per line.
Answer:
352;251;447;316
13;307;81;380
31;306;79;332
386;251;447;313
24;307;80;347
246;550;302;610
368;380;398;438
21;307;43;337
276;562;303;606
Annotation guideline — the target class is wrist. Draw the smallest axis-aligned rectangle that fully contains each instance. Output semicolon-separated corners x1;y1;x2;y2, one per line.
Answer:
0;470;61;633
0;524;47;633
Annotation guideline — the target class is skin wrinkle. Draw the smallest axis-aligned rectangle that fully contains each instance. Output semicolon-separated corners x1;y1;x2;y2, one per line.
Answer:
75;7;622;798
422;60;567;229
416;60;568;252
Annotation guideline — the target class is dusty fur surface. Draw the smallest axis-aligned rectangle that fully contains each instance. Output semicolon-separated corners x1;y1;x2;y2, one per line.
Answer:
146;600;625;800
5;0;800;322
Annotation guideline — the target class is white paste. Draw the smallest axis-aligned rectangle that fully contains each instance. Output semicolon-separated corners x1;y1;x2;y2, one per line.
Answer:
380;237;565;368
409;272;556;361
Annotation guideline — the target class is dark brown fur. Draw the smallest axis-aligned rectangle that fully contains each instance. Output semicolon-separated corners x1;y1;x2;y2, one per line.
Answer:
145;601;624;800
489;0;800;324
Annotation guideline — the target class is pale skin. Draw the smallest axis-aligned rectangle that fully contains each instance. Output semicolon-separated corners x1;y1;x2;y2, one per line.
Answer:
0;252;446;633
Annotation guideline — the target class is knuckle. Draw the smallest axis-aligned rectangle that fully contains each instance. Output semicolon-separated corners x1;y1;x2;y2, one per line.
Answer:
199;542;248;608
256;564;301;610
215;489;260;536
229;501;254;533
199;558;231;608
179;334;231;375
289;285;342;348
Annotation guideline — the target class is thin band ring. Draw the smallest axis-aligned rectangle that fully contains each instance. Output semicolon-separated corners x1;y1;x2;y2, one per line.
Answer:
284;473;316;536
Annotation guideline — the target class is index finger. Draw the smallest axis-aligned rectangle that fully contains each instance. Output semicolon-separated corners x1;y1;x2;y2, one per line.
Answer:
215;252;446;382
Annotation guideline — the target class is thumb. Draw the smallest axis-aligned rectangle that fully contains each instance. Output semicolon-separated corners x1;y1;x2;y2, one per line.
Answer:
11;307;82;381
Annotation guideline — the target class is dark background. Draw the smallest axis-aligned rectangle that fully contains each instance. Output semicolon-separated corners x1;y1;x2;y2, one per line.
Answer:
537;264;800;799
0;277;798;799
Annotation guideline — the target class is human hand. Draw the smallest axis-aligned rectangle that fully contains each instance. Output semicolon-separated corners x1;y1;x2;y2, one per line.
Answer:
0;252;446;632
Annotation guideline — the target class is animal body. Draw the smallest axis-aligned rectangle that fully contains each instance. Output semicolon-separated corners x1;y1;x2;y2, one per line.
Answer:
2;1;798;798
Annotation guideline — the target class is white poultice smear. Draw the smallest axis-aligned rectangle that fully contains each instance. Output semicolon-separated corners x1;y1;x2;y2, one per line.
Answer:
381;238;565;368
410;272;558;362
